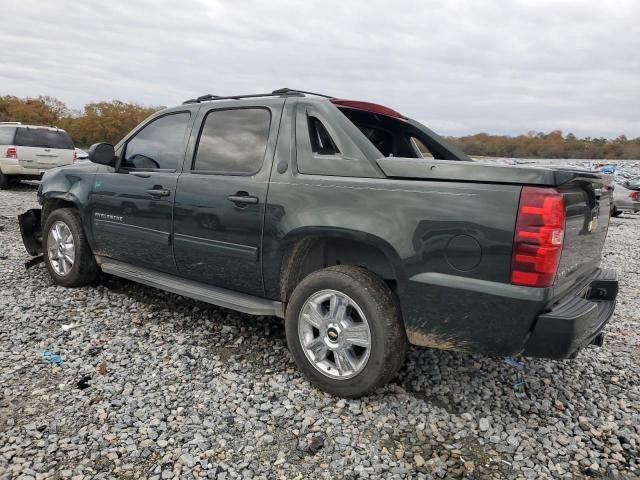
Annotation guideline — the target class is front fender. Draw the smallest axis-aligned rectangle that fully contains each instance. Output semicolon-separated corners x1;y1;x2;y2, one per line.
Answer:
38;163;98;242
38;163;98;206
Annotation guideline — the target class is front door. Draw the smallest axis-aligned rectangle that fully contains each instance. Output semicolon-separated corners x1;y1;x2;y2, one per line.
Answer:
173;103;282;296
89;110;193;273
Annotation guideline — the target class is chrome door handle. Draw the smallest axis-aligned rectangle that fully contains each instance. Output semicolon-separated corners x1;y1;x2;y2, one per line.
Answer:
145;188;170;197
227;194;259;205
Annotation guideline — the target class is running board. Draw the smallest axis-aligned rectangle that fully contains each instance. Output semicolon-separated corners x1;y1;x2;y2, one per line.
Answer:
98;257;284;318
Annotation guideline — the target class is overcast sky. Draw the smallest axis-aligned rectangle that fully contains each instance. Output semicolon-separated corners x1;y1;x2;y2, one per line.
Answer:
1;0;639;138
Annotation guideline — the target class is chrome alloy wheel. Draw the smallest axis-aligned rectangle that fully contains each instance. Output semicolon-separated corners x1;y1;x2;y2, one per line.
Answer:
298;289;372;379
47;221;75;276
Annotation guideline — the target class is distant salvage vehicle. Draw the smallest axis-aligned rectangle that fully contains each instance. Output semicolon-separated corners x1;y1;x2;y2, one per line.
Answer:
620;176;640;191
0;122;76;188
612;182;640;216
18;88;619;397
75;148;89;161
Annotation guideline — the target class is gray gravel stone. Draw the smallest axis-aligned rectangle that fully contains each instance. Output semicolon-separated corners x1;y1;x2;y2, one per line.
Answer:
479;417;491;431
1;175;639;479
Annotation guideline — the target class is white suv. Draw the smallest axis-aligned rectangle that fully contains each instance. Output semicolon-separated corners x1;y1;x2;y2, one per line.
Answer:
0;122;76;189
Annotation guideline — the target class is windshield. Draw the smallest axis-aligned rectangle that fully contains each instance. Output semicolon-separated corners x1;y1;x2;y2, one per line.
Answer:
15;128;74;149
628;178;640;188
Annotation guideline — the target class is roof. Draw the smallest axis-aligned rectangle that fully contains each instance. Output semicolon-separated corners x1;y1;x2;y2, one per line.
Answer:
182;88;405;119
0;123;63;131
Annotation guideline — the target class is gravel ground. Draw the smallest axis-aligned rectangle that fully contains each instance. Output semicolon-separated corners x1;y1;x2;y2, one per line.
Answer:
1;182;639;480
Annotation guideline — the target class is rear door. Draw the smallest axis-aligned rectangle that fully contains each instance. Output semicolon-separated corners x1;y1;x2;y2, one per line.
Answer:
89;110;194;273
15;127;75;169
173;101;283;296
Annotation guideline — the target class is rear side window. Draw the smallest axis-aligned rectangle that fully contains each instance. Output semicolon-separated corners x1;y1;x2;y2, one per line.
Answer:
358;126;394;157
193;108;271;175
410;137;434;158
0;127;16;145
122;112;191;170
14;128;74;149
308;116;340;155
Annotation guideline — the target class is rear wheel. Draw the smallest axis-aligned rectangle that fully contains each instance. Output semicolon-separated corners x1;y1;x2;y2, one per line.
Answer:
285;265;407;398
43;208;100;287
612;208;622;217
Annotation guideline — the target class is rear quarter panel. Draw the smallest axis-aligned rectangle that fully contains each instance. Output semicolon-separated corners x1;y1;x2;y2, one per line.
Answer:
262;169;547;355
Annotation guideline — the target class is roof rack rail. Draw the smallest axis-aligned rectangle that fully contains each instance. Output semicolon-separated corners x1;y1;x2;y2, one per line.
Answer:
182;88;333;105
0;121;62;129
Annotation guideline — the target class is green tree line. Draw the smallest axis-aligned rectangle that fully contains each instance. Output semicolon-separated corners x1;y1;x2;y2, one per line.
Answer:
0;95;162;147
448;131;640;160
2;95;639;159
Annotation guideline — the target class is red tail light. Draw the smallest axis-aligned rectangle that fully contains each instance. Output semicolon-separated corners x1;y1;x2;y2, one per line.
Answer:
630;191;639;201
6;147;17;159
511;186;566;287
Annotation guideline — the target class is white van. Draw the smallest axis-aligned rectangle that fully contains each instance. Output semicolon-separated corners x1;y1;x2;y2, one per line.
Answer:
0;122;76;189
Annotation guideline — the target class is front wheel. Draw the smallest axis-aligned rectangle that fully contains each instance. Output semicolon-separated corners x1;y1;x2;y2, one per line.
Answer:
43;208;100;287
285;266;407;398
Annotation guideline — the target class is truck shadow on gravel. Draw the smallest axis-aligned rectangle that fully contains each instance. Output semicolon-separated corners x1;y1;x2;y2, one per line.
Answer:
97;274;624;419
8;181;39;191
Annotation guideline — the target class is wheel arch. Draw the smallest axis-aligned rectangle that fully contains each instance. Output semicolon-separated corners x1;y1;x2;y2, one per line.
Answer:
41;192;82;222
277;227;405;303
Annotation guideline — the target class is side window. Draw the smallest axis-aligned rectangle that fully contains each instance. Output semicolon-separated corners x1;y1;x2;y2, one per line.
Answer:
193;108;270;175
122;112;190;170
308;116;340;155
359;126;394;157
410;137;434;159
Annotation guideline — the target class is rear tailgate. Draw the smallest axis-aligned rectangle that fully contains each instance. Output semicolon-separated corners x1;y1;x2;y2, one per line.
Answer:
554;174;611;299
15;128;75;170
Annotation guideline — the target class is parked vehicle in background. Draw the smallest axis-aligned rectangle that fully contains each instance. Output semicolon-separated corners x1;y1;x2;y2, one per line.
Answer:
620;176;640;191
612;181;640;216
75;148;89;161
0;122;76;189
18;89;618;397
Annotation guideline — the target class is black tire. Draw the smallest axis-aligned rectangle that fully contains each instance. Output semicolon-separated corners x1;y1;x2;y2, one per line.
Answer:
0;172;9;189
612;208;622;217
285;265;407;398
43;208;100;287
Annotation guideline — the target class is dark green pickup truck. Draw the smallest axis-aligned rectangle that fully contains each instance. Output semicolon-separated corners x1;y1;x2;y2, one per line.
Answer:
19;88;618;397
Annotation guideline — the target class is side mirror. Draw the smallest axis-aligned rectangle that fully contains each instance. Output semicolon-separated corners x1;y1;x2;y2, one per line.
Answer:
88;143;116;166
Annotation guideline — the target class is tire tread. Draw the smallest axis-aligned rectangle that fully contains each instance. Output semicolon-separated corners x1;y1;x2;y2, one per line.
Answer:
43;208;99;287
286;265;407;397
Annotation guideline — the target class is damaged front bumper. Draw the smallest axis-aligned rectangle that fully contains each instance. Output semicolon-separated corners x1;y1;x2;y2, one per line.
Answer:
18;209;43;256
